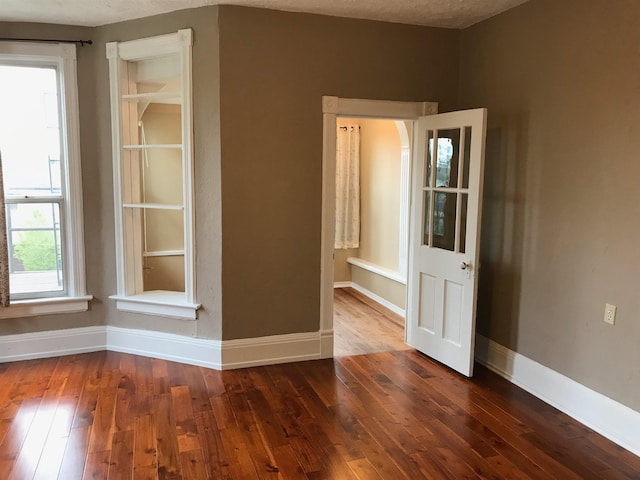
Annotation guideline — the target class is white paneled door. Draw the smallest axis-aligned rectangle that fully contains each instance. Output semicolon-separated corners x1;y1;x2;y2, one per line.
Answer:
407;109;487;377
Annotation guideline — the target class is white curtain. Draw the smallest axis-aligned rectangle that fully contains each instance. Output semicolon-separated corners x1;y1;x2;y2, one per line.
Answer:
334;125;360;249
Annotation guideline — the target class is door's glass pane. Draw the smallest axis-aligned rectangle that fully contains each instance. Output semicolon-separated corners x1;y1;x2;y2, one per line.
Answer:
432;192;456;251
423;191;431;246
0;66;62;197
435;129;460;188
460;194;468;254
144;209;184;252
7;203;63;294
462;126;472;189
426;130;434;187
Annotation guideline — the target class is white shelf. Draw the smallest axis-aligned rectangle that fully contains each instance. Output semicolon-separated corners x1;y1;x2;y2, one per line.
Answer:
123;203;183;210
143;250;185;257
121;92;181;103
123;144;182;149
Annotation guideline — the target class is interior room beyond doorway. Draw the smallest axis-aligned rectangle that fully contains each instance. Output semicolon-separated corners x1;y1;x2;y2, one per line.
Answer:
333;117;410;356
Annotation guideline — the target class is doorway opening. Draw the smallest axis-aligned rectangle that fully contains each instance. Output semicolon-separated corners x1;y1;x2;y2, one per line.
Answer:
332;117;410;356
319;97;439;359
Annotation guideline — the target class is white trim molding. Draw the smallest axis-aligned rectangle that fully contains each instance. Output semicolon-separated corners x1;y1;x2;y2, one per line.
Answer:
0;326;105;362
334;281;406;318
0;326;333;371
221;332;324;369
475;335;640;457
0;296;92;320
110;291;201;320
106;326;221;369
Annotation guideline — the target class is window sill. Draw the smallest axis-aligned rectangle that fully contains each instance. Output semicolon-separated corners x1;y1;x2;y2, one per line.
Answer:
110;291;201;320
0;295;93;319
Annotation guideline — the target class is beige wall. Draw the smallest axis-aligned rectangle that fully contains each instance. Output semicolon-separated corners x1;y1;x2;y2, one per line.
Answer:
218;6;459;339
352;118;406;310
333;248;357;283
359;119;402;271
352;267;406;311
140;104;185;292
460;0;640;410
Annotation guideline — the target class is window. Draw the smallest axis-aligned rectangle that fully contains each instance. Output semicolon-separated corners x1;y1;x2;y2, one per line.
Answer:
106;30;200;319
0;42;90;317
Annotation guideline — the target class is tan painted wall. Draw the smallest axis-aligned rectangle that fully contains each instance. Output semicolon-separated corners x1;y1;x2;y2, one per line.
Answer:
352;267;406;311
140;104;185;292
460;0;640;410
359;119;402;271
218;6;459;340
333;248;357;283
357;118;406;309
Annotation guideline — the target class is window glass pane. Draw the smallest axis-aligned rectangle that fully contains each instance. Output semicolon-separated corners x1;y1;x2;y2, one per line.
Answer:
0;66;62;197
8;203;63;294
144;209;184;252
435;129;460;188
432;192;456;251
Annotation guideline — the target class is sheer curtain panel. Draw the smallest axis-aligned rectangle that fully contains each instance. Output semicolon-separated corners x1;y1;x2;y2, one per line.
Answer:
0;152;9;306
334;125;360;249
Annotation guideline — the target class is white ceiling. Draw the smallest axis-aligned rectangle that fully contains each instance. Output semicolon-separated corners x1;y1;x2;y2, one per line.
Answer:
1;0;528;29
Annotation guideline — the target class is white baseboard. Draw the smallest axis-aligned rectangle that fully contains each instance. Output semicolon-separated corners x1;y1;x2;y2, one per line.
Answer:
475;335;640;457
333;281;352;288
106;326;222;369
0;326;106;362
0;326;332;372
221;331;324;369
348;282;406;318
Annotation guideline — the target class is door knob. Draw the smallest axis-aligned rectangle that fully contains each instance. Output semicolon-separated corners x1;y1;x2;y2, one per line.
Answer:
460;261;472;270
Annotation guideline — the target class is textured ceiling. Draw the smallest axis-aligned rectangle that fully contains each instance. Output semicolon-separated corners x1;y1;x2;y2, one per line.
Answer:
0;0;528;29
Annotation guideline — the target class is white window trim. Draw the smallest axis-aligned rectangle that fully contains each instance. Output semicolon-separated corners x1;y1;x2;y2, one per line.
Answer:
106;30;199;320
0;41;90;318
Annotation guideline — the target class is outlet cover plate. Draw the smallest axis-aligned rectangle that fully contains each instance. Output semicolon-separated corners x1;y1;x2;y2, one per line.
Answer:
604;304;617;325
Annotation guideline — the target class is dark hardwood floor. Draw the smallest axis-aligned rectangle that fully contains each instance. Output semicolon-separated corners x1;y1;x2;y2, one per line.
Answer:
333;287;410;357
1;346;639;478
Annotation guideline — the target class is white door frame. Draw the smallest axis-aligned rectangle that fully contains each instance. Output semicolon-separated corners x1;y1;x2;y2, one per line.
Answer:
319;96;438;358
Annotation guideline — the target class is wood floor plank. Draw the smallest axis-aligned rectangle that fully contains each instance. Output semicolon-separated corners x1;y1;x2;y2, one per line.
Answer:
108;429;134;479
57;425;90;480
154;393;182;479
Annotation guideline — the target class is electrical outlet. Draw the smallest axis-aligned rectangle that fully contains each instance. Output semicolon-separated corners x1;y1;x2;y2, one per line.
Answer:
604;304;617;325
